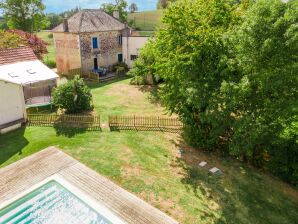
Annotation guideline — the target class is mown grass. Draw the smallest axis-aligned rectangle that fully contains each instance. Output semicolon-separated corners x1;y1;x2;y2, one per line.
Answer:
36;31;55;63
0;79;298;224
128;10;163;31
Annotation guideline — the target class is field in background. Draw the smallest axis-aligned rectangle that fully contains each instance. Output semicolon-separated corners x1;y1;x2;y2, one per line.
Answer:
128;10;163;31
1;79;298;224
36;31;56;63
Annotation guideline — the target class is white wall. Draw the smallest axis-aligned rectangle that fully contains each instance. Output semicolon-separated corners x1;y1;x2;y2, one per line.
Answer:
0;81;26;126
122;36;149;68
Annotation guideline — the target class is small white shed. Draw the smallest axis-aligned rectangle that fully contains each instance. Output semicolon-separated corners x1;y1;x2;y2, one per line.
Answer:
0;46;58;134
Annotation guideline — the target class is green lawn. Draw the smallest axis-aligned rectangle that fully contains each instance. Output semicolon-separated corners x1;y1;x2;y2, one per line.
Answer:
36;31;55;62
1;79;298;224
128;10;163;31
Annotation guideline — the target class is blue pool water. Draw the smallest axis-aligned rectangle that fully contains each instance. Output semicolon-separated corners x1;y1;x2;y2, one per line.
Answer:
0;180;112;224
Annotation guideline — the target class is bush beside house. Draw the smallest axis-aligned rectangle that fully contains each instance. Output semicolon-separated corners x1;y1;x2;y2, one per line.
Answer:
52;76;93;114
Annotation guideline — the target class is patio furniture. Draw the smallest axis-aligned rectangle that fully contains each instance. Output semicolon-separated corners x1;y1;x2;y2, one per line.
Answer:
91;67;107;76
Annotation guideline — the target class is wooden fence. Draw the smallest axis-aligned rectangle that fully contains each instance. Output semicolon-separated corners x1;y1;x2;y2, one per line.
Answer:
68;68;100;82
109;115;183;132
27;114;101;130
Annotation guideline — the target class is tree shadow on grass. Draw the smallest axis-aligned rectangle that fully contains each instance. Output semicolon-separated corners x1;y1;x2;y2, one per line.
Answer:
137;85;162;105
53;124;89;138
0;127;28;166
110;126;182;133
170;137;298;224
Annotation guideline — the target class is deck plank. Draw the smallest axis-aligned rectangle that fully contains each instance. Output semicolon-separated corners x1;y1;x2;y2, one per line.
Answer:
0;147;178;224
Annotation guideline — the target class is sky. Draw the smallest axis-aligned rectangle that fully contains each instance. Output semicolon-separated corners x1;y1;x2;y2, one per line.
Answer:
44;0;158;14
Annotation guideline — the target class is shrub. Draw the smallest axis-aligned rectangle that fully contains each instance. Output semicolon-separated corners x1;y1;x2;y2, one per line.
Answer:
130;76;146;85
7;29;48;59
0;30;25;48
113;62;128;75
52;75;93;114
128;40;160;85
115;66;125;75
44;59;56;68
47;33;53;39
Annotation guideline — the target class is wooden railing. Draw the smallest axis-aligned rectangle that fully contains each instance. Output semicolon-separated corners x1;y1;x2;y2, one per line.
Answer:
27;114;101;130
68;68;99;82
108;115;183;132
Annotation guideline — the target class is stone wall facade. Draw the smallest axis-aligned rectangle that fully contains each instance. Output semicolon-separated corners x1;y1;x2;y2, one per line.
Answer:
53;30;149;75
79;31;123;73
53;33;81;74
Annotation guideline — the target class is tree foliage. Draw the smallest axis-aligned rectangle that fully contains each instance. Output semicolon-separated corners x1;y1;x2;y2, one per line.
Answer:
157;0;176;9
129;40;158;78
0;0;49;32
45;7;81;30
0;17;8;29
8;30;48;59
130;0;298;185
0;30;25;48
0;29;47;59
101;0;128;22
52;76;93;114
46;13;63;30
129;3;138;13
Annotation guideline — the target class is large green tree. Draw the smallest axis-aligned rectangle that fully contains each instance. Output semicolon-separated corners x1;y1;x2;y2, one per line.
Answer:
130;0;298;185
0;0;49;32
101;0;128;22
221;0;298;183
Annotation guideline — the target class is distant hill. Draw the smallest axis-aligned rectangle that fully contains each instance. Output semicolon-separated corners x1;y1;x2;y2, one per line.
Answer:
128;10;163;31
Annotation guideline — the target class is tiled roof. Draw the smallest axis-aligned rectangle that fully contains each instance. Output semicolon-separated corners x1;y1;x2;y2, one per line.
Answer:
0;46;37;65
52;9;126;33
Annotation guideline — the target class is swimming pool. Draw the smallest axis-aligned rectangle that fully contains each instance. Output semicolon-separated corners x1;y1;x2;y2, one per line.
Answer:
0;178;123;224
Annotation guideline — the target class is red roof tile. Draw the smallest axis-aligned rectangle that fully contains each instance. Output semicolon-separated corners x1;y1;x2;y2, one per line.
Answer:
0;46;37;65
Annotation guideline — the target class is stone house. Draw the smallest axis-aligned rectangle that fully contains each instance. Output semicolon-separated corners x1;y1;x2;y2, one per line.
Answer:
53;9;149;74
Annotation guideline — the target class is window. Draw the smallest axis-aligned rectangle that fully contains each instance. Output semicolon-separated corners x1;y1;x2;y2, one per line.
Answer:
92;37;98;49
118;35;122;45
130;55;138;61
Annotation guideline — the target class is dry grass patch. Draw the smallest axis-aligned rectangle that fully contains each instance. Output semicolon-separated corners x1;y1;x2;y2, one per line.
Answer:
137;192;186;222
106;83;144;99
121;165;143;179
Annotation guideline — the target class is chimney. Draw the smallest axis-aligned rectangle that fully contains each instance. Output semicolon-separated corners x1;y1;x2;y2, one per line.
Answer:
113;11;120;20
63;18;69;32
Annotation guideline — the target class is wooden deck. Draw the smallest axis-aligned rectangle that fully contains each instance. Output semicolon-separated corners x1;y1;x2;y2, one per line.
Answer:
0;147;178;224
